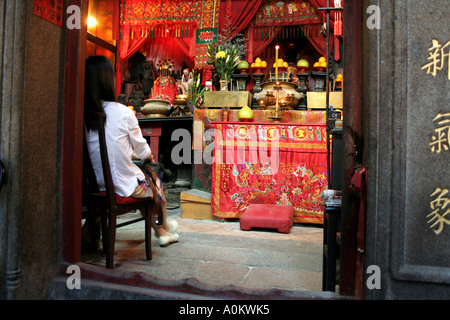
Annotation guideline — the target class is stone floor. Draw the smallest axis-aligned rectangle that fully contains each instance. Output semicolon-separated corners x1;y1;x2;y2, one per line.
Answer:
81;207;328;295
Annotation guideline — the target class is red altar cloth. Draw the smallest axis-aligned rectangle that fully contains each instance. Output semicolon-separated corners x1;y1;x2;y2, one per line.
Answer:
211;122;328;225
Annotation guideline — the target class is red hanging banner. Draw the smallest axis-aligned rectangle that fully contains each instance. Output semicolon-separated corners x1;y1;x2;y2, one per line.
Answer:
250;0;322;27
120;0;219;27
34;0;63;27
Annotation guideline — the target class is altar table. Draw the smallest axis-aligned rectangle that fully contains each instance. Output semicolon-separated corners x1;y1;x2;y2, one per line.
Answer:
138;116;192;163
192;109;328;192
211;121;329;225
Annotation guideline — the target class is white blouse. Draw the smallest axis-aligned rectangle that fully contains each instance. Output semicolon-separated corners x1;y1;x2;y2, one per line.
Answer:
86;101;152;197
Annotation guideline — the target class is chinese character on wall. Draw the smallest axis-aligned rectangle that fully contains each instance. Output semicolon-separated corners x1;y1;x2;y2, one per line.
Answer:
428;188;450;235
423;39;450;235
429;113;450;154
422;39;450;80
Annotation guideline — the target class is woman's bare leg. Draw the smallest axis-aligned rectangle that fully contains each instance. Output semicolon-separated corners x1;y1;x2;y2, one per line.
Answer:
151;202;171;237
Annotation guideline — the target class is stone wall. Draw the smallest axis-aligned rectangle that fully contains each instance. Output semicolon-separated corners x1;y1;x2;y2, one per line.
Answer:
0;1;64;299
362;0;450;299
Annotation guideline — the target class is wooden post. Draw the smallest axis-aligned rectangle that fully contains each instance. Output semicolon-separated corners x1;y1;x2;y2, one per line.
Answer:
339;0;362;297
61;0;88;264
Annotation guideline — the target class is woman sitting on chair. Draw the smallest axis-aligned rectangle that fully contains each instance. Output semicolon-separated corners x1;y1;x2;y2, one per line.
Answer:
84;55;179;247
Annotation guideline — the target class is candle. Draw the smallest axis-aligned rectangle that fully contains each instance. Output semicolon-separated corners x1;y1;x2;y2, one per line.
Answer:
275;45;279;81
275;81;279;117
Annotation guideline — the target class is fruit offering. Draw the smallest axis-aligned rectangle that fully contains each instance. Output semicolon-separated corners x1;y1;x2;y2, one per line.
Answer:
313;57;327;71
297;59;309;68
251;57;268;69
128;105;137;114
273;58;288;68
238;105;254;122
296;59;309;73
237;60;250;69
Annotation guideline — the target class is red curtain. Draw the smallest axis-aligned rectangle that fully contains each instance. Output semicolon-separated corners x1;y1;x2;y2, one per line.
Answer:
115;25;150;97
217;0;265;63
219;0;263;38
244;0;337;61
306;25;327;57
114;0;341;96
247;26;282;63
217;0;337;37
115;24;196;97
309;0;336;31
308;0;340;58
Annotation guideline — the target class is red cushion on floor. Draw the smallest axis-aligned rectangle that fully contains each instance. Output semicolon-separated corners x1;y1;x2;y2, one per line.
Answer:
239;204;294;234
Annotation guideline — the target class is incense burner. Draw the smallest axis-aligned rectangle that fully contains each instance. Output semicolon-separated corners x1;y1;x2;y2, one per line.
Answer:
141;99;172;118
254;81;303;110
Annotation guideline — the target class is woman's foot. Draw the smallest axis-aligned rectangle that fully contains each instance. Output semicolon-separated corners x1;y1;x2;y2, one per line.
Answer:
157;232;179;247
166;219;179;233
155;226;179;247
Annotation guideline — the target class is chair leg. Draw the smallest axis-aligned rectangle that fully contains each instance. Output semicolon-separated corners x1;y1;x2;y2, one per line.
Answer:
106;213;117;269
145;205;152;261
101;212;108;256
82;211;100;252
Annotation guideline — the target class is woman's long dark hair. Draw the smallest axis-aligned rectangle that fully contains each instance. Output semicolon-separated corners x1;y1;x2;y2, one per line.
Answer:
84;56;117;131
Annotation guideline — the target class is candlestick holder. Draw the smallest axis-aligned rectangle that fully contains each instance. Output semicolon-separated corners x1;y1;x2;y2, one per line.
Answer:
311;71;327;92
270;83;283;122
252;73;265;108
252;73;265;93
296;72;309;110
232;73;250;91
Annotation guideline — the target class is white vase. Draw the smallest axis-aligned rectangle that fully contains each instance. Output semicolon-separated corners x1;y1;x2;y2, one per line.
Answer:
219;80;228;91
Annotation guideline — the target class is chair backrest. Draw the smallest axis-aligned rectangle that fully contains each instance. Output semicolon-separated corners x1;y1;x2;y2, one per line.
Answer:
83;130;99;194
83;111;117;210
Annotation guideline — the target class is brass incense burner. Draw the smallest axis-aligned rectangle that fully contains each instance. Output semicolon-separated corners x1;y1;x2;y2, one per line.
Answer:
254;81;303;111
271;82;283;122
141;99;172;118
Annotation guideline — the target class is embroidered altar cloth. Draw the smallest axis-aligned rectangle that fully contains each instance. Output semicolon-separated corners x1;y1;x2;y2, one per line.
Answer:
212;122;328;224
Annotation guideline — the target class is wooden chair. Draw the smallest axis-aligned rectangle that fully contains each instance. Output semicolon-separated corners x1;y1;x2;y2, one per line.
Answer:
82;111;163;269
0;160;4;186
